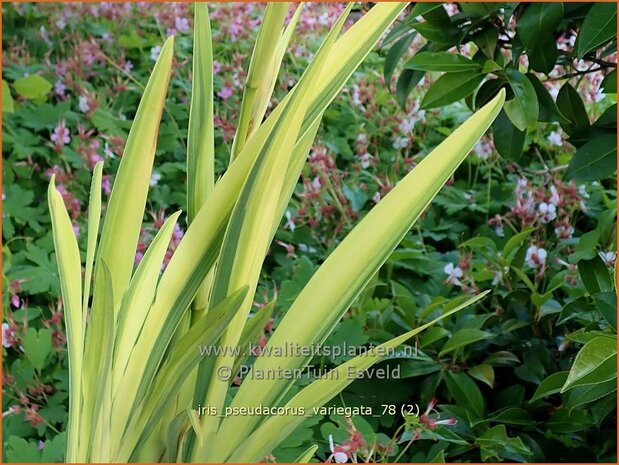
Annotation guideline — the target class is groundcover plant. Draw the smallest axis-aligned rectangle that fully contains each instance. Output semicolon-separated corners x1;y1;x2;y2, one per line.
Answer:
2;2;617;464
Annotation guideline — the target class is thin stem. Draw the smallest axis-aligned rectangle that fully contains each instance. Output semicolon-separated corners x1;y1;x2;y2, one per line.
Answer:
546;66;605;81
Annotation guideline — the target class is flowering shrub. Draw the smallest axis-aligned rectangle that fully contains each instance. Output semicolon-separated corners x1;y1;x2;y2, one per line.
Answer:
2;2;617;463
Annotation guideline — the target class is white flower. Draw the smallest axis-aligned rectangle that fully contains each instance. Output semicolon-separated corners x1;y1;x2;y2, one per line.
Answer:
537;202;556;223
515;177;528;195
284;210;295;231
568;35;576;47
358;152;371;169
104;142;115;158
328;434;348;464
474;139;493;161
2;323;13;348
150;171;162;186
492;271;503;286
311;176;321;189
548;85;560;100
443;262;463;285
398;117;416;134
150;45;162;62
495;224;504;237
78;95;90;113
525;245;547;268
547;131;563;147
372;192;381;204
297;243;317;254
351;85;362;107
392;136;408;149
578;184;589;199
599;251;616;267
554;224;574;239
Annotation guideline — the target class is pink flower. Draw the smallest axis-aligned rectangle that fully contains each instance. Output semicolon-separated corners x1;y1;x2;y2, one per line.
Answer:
554;224;574;239
229;21;242;39
2;323;15;348
420;398;458;430
328;435;349;463
175;16;190;32
54;80;66;96
217;85;233;100
51;121;70;147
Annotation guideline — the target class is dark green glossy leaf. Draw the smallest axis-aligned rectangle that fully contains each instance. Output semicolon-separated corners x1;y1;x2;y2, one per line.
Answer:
558;297;594;325
594;291;617;330
475;78;507;109
594;103;617;130
516;2;564;49
563;379;617;412
503;69;538;131
413;21;461;45
445;371;486;421
562;336;617;392
460;3;504;19
440;328;492;356
396;68;425;108
577;3;617;58
526;73;569;124
468;364;494;388
420;71;484;109
556;82;590;134
493;109;526;161
530;372;569;402
475;425;533;461
483;351;520;366
547;408;593;433
565;133;617;182
405;52;481;72
528;35;558;74
384;32;416;88
472;25;500;58
564;354;617;390
414;2;450;26
601;69;617;94
578;255;613;294
485;407;535;426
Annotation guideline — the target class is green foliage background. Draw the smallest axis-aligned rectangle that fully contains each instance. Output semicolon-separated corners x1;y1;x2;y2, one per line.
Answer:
2;2;617;463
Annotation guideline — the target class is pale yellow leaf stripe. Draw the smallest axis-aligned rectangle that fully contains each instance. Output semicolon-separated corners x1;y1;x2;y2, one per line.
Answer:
215;89;506;456
48;177;83;461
